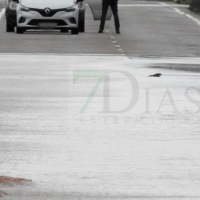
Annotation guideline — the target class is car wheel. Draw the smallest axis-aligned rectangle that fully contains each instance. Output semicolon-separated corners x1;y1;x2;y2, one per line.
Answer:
78;12;85;33
71;29;79;35
60;28;69;33
16;27;24;34
6;20;15;32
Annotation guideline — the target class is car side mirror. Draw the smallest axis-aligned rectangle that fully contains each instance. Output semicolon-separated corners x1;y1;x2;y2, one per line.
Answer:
12;0;19;2
77;0;84;2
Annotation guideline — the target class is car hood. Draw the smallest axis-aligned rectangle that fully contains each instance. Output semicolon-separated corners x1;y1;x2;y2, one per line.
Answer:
20;0;75;9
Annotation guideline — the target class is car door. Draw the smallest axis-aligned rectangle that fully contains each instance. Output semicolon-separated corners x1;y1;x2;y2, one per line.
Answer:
85;0;112;20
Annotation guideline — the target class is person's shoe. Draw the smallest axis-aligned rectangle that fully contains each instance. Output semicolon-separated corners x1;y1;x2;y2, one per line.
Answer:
116;30;120;34
98;30;103;33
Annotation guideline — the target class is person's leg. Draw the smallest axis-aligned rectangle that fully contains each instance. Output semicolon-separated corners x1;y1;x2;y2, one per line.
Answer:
110;1;120;33
99;2;109;32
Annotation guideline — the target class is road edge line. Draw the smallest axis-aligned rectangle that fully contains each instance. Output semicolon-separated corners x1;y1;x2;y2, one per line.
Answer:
173;8;185;15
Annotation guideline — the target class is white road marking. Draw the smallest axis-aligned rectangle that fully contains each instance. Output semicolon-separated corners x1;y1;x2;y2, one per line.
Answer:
172;8;200;26
119;4;188;7
185;14;193;19
107;31;124;54
173;8;185;15
185;13;200;26
0;8;5;21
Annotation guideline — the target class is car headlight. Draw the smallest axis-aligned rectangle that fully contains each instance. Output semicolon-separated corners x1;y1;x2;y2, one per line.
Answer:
9;1;18;10
65;6;78;13
19;5;30;12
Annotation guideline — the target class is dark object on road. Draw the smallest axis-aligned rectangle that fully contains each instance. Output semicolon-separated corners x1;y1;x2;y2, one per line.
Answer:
189;0;200;12
5;0;19;32
98;0;120;34
148;73;162;77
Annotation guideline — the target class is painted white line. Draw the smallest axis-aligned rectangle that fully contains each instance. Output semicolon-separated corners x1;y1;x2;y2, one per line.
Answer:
173;8;200;26
185;14;193;19
119;4;189;7
185;13;200;26
0;8;5;21
173;8;185;15
109;34;123;54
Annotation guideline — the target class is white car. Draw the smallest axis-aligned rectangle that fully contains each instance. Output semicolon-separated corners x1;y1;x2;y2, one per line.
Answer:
16;0;82;34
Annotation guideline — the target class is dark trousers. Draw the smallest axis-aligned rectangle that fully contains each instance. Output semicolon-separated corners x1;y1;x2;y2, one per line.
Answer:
100;0;120;31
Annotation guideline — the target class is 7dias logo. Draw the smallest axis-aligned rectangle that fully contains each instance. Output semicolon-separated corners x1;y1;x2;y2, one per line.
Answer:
73;70;139;114
73;70;200;114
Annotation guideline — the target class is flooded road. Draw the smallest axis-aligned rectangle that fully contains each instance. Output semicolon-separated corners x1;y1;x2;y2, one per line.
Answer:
0;55;200;199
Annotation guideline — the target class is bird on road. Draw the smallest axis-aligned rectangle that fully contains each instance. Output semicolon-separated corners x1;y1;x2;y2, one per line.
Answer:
148;73;162;77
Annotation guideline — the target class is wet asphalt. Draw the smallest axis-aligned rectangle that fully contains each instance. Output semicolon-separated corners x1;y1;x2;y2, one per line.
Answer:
0;0;200;56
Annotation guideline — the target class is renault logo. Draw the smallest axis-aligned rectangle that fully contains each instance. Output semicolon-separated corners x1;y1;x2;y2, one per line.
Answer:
44;8;51;14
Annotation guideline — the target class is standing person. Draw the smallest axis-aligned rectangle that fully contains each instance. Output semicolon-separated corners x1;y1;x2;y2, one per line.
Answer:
98;0;120;34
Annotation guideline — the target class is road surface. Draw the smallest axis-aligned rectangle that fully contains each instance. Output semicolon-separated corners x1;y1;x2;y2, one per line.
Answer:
0;1;200;200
